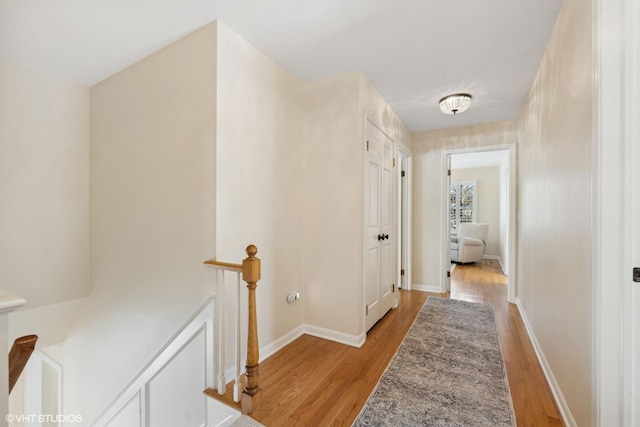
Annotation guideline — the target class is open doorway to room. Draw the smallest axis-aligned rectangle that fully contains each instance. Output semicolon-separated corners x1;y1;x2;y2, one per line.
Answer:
442;145;516;302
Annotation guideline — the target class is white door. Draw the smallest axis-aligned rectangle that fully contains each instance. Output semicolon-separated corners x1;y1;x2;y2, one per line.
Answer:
365;121;395;332
630;2;640;420
631;128;640;426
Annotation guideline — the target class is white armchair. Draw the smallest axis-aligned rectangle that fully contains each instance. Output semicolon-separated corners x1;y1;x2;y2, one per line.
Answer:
450;223;489;264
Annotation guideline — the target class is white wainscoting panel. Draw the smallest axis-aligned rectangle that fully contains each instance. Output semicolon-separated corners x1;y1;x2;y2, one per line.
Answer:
105;394;140;427
147;331;206;426
92;296;240;427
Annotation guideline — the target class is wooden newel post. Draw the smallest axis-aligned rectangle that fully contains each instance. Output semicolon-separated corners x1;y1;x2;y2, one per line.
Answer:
241;244;261;414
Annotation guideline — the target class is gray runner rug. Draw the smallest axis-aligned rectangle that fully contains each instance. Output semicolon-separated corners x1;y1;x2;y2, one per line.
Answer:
353;296;516;427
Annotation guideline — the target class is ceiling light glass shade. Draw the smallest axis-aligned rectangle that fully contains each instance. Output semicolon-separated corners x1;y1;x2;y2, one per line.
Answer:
439;93;472;115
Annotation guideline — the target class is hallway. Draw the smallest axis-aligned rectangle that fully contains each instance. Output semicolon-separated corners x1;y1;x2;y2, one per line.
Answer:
213;259;564;426
450;259;563;426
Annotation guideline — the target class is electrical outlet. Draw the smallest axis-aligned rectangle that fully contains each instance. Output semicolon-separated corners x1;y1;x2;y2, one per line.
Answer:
287;292;300;303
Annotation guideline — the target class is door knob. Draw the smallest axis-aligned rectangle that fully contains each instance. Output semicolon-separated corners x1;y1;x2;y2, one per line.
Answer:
383;234;389;240
377;234;383;241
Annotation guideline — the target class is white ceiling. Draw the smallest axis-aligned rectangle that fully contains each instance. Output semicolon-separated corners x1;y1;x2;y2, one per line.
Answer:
0;0;563;132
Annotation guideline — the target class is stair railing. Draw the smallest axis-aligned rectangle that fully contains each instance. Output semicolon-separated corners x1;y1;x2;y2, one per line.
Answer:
204;244;261;414
9;334;38;394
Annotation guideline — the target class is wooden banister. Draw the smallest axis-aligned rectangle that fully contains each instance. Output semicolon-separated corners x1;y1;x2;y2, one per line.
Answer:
203;245;262;414
9;334;38;394
241;245;261;414
203;260;243;271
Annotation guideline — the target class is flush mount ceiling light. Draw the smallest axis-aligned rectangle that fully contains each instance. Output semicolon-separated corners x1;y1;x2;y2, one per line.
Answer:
439;93;472;115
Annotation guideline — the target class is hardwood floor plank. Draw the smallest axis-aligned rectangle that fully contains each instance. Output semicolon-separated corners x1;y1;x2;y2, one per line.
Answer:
210;259;563;426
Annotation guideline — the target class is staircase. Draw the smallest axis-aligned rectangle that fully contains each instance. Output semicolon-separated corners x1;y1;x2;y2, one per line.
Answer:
89;245;263;427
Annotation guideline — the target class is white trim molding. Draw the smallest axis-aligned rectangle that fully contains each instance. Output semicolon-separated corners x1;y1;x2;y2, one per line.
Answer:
412;284;441;293
397;145;413;292
592;0;639;424
257;323;366;361
0;288;26;314
441;144;517;302
303;324;366;348
259;325;304;363
627;0;640;423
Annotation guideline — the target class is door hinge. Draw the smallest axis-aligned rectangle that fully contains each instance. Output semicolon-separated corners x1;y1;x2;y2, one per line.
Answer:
393;284;396;292
366;140;369;151
447;271;451;278
634;267;640;282
393;158;396;167
447;169;451;176
400;269;405;276
365;305;369;315
401;170;406;177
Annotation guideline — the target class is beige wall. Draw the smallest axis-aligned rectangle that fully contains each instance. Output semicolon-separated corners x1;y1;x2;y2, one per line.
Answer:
302;72;411;339
303;73;363;337
451;166;501;258
517;0;592;424
62;23;218;422
0;61;90;310
411;121;518;289
216;22;306;346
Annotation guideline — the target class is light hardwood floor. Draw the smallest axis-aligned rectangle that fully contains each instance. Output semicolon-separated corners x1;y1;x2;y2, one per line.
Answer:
449;259;563;427
211;259;563;426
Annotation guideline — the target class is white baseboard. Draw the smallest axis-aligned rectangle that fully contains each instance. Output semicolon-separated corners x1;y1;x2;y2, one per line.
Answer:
223;326;305;382
412;283;441;293
515;298;577;427
259;325;305;363
303;324;366;348
251;323;364;376
497;257;507;275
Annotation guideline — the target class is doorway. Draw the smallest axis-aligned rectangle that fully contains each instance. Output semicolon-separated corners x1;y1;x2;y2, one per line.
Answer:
442;144;516;302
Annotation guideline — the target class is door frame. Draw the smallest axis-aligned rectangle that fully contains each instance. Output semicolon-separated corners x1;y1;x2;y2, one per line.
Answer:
593;0;639;423
445;154;452;292
441;143;517;303
631;0;640;418
397;143;413;291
